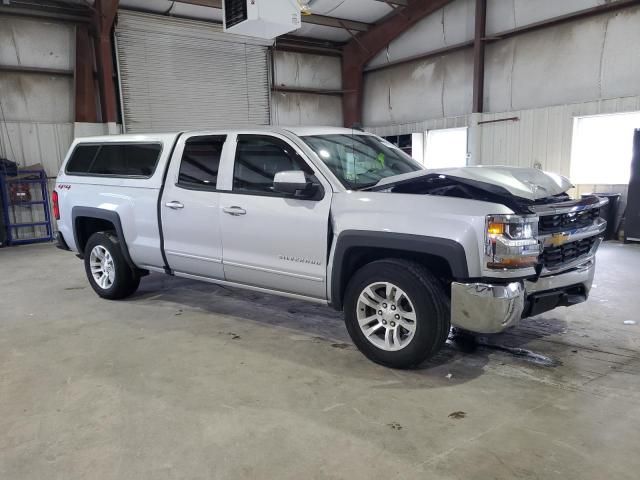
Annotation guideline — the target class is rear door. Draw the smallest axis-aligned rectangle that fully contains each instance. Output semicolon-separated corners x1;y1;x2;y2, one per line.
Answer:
160;133;230;278
218;133;332;299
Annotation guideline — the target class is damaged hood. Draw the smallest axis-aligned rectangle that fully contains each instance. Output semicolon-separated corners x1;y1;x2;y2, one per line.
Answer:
373;166;573;201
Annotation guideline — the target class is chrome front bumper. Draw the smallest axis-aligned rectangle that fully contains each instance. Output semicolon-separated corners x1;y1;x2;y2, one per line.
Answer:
451;257;597;334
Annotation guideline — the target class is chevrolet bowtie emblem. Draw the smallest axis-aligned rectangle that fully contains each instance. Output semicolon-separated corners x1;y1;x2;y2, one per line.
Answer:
550;233;569;247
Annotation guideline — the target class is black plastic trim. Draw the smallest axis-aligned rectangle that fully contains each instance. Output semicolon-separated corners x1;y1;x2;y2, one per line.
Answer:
329;230;469;310
56;231;70;251
71;206;135;269
467;274;538;284
157;133;184;275
224;184;325;201
523;283;587;318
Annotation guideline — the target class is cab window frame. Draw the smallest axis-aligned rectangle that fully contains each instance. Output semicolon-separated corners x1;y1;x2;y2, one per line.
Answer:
175;134;227;192
230;134;324;200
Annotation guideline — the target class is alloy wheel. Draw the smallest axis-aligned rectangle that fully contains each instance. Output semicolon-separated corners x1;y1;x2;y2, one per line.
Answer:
356;281;417;351
89;245;115;290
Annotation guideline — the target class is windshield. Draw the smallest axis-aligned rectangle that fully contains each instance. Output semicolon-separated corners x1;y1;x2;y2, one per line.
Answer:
302;134;423;189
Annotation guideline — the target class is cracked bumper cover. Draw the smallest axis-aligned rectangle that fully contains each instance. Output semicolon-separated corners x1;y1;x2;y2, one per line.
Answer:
450;258;597;334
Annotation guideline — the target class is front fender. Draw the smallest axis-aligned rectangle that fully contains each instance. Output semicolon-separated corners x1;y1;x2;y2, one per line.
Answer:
328;230;469;310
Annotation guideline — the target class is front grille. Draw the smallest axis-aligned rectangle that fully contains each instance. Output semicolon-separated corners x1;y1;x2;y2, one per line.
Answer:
540;236;597;268
224;0;248;29
538;207;600;235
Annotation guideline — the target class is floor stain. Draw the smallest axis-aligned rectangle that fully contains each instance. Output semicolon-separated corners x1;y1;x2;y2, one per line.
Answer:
448;411;467;419
479;343;561;367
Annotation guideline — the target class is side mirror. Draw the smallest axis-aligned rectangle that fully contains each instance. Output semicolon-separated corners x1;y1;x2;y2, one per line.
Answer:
273;170;316;198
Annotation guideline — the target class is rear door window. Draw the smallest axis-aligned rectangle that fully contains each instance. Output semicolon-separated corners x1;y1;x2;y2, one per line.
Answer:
66;143;162;177
177;135;226;190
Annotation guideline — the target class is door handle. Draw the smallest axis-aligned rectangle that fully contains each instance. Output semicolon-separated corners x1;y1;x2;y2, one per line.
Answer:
223;206;247;216
165;201;184;210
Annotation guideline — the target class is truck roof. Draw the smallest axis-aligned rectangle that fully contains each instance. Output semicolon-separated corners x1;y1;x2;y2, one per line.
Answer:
72;126;373;143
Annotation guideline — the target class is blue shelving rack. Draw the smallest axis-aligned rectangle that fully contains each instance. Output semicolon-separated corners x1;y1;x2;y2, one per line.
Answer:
0;169;53;245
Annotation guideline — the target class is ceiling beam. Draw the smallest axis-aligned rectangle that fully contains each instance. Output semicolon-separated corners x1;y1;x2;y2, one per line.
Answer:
484;0;640;41
0;65;74;76
173;0;221;7
75;23;99;123
372;0;409;6
0;5;91;22
271;86;347;96
364;40;472;72
472;0;487;113
301;14;369;32
276;36;344;57
94;0;120;124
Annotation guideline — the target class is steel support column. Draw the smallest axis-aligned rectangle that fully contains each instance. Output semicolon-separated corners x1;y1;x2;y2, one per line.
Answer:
75;24;99;123
472;0;487;113
341;0;453;127
94;0;119;124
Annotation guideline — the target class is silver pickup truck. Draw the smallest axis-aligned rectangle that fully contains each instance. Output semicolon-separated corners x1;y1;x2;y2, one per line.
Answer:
54;127;607;368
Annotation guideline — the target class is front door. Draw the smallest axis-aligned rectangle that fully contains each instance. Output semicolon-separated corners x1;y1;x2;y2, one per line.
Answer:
161;134;228;278
219;134;332;299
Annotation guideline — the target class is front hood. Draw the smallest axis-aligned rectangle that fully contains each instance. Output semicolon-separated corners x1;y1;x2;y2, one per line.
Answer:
372;166;573;201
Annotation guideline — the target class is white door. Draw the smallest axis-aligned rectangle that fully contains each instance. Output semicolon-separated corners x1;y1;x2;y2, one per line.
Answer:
114;11;270;133
161;134;230;278
219;134;332;299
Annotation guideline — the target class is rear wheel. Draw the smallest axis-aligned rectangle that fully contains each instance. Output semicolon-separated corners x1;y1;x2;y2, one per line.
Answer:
344;259;450;368
84;232;140;300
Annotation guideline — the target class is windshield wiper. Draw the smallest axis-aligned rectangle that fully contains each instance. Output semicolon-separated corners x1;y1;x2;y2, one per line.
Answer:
353;181;379;190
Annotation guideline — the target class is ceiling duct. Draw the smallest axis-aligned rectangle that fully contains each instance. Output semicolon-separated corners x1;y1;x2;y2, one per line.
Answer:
223;0;301;39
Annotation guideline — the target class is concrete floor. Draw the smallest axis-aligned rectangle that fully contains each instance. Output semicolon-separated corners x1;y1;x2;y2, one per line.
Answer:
1;243;639;479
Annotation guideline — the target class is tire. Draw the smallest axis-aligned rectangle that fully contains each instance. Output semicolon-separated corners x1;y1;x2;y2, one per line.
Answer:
84;231;140;300
344;259;450;369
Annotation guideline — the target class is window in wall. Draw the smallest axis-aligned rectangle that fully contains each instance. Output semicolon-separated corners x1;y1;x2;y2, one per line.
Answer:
424;127;468;169
382;135;413;156
177;135;226;190
571;112;640;184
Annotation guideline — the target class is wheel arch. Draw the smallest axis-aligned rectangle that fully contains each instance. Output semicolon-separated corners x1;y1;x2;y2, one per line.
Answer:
72;207;136;270
329;230;469;310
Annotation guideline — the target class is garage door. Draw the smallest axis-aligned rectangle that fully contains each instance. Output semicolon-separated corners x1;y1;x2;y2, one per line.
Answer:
115;11;271;133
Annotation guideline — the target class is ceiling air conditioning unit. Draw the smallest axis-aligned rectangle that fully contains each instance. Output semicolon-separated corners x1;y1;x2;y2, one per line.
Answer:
223;0;301;39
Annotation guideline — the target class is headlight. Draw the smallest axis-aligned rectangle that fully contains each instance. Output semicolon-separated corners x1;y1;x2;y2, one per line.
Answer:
485;215;540;270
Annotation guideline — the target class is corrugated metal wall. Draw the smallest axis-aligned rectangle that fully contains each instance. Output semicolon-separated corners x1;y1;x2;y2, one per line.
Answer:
363;3;640;126
0;15;74;172
477;97;640;176
271;50;343;126
363;1;640;210
0;14;75;241
368;95;640;171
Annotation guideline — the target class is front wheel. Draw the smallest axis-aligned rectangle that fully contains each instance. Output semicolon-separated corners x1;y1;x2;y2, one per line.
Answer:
344;259;450;369
84;232;140;300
